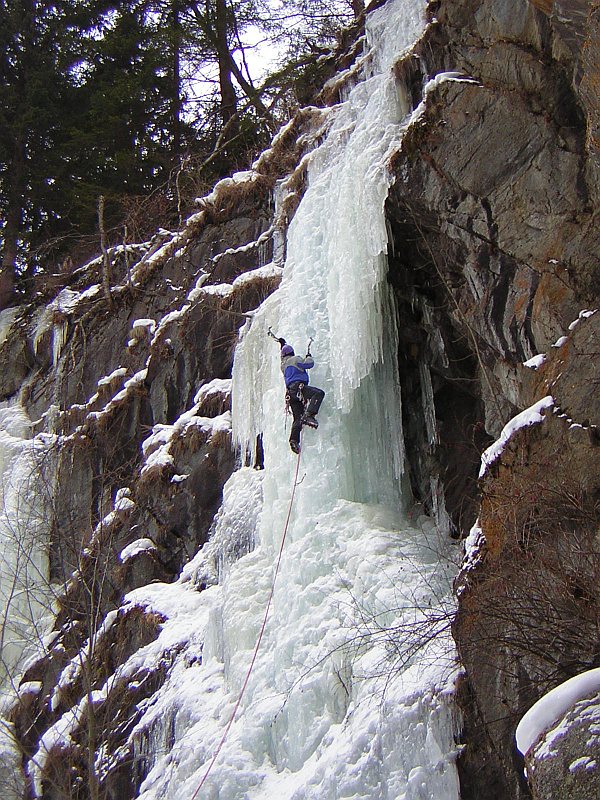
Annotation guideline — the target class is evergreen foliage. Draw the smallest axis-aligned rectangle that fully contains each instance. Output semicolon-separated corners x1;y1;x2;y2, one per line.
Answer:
0;0;357;304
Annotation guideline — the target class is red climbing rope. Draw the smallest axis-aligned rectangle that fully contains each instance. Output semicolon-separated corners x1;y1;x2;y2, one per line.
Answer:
190;451;303;799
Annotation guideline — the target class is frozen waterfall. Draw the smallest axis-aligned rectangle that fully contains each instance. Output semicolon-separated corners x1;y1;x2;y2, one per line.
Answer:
132;0;462;799
0;400;55;799
0;404;53;695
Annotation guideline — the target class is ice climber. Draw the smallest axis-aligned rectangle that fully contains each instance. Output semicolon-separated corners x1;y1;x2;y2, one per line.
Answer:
278;338;325;454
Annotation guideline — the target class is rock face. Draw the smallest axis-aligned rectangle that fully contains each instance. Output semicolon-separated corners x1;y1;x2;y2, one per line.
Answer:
381;1;600;798
0;1;597;799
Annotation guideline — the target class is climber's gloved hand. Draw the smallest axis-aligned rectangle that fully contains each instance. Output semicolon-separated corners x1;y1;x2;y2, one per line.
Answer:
278;338;286;347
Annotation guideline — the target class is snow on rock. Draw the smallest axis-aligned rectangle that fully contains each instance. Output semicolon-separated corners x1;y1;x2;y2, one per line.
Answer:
17;681;42;698
140;403;231;479
97;367;128;388
516;690;600;797
232;262;283;289
403;65;481;136
119;538;157;563
129;319;157;347
478;396;555;478
516;668;600;756
130;231;186;284
567;308;597;331
523;354;546;369
51;286;100;315
194;378;232;405
114;487;135;514
210;226;276;268
87;369;148;421
422;71;479;92
195;170;259;207
456;520;485;593
30;693;93;796
50;610;120;714
570;756;598;773
187;263;281;308
195;282;234;298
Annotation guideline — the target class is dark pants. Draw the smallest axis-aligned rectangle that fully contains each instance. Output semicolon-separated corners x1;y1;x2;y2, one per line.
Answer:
286;382;325;448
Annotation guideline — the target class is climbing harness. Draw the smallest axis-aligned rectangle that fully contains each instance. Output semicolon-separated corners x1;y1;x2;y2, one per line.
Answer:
286;382;305;405
190;451;303;800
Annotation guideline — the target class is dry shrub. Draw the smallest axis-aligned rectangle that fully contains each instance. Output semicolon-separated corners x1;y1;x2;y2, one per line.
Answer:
118;192;178;246
195;389;231;419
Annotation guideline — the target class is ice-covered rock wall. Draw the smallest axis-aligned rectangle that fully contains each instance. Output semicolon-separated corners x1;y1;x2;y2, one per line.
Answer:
0;402;54;798
126;1;461;798
0;403;53;693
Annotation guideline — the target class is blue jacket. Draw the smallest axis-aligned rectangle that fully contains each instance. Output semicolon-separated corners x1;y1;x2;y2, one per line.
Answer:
281;354;314;387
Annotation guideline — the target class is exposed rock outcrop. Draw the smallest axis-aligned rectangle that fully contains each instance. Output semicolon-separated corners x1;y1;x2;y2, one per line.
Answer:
382;1;599;797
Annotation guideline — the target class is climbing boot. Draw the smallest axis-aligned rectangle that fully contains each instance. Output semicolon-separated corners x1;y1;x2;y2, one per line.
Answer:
290;440;301;454
302;413;318;429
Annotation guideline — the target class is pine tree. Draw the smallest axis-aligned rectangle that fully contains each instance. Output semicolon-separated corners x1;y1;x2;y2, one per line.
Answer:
0;0;357;307
0;0;68;303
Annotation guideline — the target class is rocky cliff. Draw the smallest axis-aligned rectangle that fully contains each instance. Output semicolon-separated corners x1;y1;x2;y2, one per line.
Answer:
0;1;598;799
382;1;599;796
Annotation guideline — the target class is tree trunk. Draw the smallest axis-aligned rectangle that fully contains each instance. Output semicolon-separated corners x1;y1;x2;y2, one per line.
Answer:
0;136;25;309
214;0;238;135
351;0;365;18
170;0;183;157
97;196;113;307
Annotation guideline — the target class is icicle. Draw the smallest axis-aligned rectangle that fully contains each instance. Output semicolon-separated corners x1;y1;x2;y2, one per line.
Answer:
419;359;438;446
421;299;449;369
52;320;68;367
430;474;452;537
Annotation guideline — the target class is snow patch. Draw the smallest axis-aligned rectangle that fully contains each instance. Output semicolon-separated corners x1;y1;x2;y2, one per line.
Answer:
570;756;597;772
131;318;157;336
523;354;546;369
479;396;555;478
120;538;157;563
516;668;600;756
194;378;232;405
141;406;231;478
568;308;597;331
98;367;127;387
461;521;484;575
